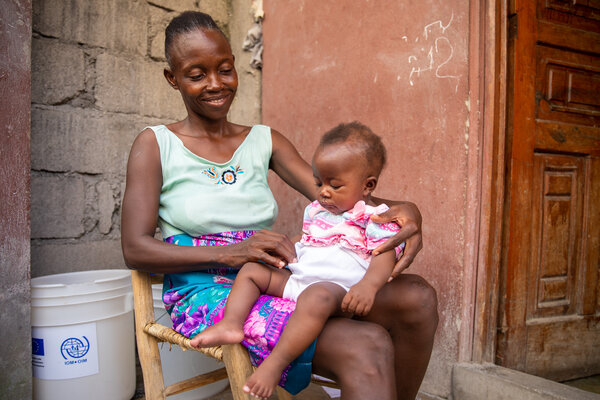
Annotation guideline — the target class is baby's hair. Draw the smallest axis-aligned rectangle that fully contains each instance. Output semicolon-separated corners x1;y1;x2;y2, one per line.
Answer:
320;121;387;176
165;11;226;66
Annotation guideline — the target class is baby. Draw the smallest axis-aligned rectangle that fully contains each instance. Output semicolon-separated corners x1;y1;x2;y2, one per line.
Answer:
191;121;404;398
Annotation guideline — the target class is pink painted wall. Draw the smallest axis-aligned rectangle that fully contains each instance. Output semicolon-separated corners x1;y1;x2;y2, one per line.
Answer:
262;1;471;396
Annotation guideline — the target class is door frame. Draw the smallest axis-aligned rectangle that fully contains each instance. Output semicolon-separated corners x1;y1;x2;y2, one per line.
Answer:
462;0;509;363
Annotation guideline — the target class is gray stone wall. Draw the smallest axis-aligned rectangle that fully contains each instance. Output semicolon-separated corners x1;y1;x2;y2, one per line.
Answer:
30;0;261;277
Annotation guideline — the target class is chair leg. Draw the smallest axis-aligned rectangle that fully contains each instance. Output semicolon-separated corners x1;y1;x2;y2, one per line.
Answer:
131;271;166;400
222;344;255;400
136;331;167;400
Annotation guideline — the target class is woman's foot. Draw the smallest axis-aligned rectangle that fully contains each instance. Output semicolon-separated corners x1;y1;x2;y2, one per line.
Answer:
243;359;284;399
190;320;244;348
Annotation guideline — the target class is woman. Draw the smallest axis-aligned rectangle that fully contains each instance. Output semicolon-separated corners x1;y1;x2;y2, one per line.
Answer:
121;11;437;400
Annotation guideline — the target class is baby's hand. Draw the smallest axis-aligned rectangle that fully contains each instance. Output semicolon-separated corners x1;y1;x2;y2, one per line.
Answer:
341;283;377;316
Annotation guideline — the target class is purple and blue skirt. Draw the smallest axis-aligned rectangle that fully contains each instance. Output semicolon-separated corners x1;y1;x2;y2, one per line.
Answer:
162;231;314;394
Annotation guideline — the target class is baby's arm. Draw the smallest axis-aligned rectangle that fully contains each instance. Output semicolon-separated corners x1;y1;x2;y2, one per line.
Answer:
341;249;397;316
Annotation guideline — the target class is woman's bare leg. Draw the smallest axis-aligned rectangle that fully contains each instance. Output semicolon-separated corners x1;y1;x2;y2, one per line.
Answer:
362;273;438;400
190;262;290;348
244;282;346;399
312;317;397;400
311;274;437;400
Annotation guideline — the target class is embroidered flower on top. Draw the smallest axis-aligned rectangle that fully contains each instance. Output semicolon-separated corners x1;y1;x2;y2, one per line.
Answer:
202;164;244;185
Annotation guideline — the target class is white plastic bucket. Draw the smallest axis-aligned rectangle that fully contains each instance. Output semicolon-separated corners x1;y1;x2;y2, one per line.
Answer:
152;284;229;399
31;269;135;400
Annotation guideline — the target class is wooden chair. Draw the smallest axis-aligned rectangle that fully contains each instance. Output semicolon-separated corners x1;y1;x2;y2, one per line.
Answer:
131;269;338;400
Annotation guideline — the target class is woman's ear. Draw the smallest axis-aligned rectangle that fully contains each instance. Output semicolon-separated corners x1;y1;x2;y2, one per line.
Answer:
364;176;378;195
164;68;178;89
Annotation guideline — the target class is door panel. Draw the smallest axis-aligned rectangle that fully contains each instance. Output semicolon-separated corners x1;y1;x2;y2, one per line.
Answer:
528;153;585;321
498;0;600;381
536;45;600;152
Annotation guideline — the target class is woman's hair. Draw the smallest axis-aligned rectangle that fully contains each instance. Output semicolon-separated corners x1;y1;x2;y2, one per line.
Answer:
320;121;387;176
165;11;226;65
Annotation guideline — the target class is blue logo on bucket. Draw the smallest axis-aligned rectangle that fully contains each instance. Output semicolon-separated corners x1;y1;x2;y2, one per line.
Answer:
32;338;44;356
60;336;90;359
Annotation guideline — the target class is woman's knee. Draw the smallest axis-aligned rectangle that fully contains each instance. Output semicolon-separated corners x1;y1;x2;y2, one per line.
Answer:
403;275;438;316
313;318;396;385
377;274;438;327
343;323;394;379
360;322;394;356
314;319;396;398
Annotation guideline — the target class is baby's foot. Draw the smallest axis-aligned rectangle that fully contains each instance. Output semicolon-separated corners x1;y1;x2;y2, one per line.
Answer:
190;320;244;348
243;360;283;399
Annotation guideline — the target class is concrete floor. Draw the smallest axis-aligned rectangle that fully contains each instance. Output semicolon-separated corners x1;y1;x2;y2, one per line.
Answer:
131;356;335;400
131;356;600;400
131;382;333;400
453;363;600;400
562;375;600;395
133;376;600;400
201;383;334;400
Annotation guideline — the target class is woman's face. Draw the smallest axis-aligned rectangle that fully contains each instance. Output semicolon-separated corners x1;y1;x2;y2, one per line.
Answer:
165;29;238;121
312;144;374;215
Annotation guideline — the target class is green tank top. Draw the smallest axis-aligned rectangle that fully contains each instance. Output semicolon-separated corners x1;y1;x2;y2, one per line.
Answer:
150;124;278;238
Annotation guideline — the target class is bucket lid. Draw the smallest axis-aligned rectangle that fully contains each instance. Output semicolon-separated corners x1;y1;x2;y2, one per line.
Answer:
31;269;131;299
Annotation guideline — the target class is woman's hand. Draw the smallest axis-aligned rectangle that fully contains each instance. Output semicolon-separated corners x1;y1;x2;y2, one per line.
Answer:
370;201;423;281
228;230;297;268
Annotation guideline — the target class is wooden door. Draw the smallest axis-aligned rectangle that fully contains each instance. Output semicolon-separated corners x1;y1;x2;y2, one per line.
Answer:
497;0;600;381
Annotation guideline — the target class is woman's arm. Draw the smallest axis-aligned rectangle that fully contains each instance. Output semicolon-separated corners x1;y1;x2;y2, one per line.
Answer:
120;129;297;273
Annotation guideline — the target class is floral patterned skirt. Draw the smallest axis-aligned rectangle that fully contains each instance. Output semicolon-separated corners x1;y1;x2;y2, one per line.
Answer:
162;232;315;395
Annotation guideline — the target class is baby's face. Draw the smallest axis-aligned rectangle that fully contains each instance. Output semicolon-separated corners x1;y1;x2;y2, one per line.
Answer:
312;144;370;214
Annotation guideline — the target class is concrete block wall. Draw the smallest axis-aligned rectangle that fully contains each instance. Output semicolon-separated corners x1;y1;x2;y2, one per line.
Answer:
30;0;260;277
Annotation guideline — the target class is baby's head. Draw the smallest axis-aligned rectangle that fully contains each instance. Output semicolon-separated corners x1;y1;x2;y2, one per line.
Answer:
312;122;387;214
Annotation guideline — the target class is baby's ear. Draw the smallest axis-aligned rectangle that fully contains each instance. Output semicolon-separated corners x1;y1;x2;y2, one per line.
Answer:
364;176;378;194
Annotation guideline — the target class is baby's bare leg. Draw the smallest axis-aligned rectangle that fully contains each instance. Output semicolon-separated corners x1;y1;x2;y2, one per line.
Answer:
244;282;346;398
191;262;290;348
